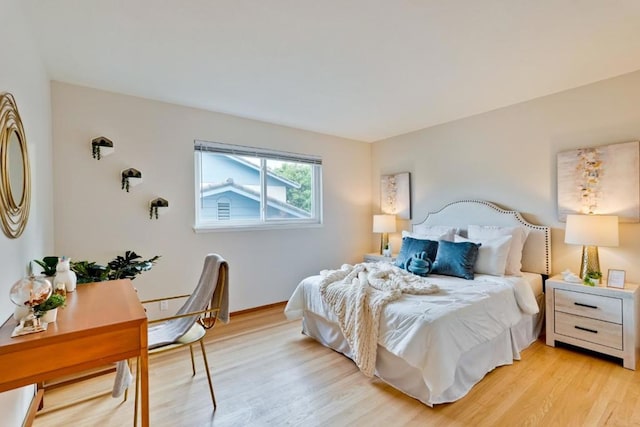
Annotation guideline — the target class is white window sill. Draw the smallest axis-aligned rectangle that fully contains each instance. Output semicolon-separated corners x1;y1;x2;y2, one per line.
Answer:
193;222;323;233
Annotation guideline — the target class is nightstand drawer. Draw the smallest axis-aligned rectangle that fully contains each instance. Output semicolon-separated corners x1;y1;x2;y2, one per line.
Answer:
555;312;623;350
554;289;622;324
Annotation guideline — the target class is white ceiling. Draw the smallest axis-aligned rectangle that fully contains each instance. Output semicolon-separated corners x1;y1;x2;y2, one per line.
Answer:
20;1;640;142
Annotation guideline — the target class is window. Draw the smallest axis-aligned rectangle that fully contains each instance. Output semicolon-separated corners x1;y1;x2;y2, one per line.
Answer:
194;140;323;230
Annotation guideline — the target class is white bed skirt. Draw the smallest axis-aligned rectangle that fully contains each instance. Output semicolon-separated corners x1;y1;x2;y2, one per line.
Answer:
300;293;545;406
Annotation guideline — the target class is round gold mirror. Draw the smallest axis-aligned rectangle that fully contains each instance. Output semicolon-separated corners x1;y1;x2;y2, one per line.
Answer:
0;93;31;238
7;130;24;204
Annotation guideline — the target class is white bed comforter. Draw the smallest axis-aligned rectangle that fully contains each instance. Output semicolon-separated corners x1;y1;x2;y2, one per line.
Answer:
285;265;538;398
318;262;440;377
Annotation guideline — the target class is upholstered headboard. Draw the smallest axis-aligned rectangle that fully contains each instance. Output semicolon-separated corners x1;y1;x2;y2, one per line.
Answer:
412;200;551;275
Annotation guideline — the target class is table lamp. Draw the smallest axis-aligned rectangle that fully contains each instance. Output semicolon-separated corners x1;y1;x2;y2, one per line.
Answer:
564;214;619;279
373;214;396;255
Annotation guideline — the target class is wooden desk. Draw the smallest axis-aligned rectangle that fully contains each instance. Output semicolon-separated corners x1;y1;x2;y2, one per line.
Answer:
0;279;149;426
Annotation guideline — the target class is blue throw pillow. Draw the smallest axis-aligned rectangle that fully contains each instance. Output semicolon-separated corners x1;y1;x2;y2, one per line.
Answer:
432;240;481;280
395;237;438;269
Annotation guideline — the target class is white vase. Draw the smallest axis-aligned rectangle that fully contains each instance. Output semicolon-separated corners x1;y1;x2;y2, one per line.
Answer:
41;308;58;323
586;278;599;286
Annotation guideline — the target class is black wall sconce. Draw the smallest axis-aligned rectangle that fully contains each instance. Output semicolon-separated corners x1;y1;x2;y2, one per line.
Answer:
149;197;169;219
121;168;142;192
91;136;115;160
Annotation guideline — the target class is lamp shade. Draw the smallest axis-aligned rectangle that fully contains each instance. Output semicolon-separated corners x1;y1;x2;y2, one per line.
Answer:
565;214;619;247
373;214;396;233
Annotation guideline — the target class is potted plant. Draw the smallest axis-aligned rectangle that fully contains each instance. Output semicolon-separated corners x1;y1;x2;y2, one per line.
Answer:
33;251;160;285
71;260;110;284
34;293;66;323
71;250;160;284
33;256;59;277
583;271;603;286
107;251;160;280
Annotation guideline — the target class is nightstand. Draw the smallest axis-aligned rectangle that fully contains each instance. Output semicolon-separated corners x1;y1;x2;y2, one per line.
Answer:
545;275;640;369
363;253;397;263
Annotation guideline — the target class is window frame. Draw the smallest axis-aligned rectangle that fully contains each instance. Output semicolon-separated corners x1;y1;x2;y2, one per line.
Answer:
193;140;323;232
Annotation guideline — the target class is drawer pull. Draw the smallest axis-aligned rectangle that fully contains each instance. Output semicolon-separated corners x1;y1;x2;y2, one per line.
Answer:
575;325;598;334
574;302;598;309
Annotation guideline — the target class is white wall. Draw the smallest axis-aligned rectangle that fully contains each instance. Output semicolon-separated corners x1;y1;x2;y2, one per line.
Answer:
372;70;640;283
0;1;54;425
51;82;372;311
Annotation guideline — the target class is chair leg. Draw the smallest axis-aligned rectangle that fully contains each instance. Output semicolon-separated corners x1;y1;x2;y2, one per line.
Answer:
189;344;196;376
199;339;217;410
134;357;140;427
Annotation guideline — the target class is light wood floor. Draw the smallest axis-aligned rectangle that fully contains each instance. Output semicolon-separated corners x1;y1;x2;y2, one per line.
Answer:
34;304;640;427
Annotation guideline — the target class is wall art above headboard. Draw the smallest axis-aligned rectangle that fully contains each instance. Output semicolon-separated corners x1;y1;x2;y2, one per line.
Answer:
557;140;639;222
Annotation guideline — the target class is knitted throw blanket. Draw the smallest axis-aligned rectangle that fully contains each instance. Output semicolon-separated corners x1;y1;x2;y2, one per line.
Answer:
319;262;439;377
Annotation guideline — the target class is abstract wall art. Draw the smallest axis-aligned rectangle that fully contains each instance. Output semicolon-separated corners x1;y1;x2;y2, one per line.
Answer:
557;141;639;222
381;172;411;220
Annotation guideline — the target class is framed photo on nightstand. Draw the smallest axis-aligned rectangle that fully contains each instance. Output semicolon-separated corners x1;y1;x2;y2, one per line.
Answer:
607;269;626;288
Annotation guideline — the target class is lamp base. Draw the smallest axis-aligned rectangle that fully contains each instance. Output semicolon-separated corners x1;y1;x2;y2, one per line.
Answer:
580;245;600;282
380;233;389;255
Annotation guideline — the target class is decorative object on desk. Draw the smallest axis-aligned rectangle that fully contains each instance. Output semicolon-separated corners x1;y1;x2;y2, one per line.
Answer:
583;270;602;286
10;274;51;309
404;251;432;277
34;293;66;323
557;141;640;222
564;214;619;279
53;281;66;297
373;214;396;255
91;136;114;160
381;172;411;219
149;197;169;219
54;256;78;292
121;168;142;192
9;273;52;336
0;92;31;239
607;269;626;289
33;256;58;277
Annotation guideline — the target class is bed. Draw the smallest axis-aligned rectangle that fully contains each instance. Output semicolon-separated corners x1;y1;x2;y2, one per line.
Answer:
284;200;551;406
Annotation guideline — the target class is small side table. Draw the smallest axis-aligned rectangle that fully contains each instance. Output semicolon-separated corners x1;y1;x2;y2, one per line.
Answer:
545;275;640;370
364;253;397;263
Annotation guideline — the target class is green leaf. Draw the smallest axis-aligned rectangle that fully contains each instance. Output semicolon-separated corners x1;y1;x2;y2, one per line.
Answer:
33;256;58;276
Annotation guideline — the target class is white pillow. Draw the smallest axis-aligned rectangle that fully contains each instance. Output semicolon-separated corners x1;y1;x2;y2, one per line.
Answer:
454;235;512;276
403;226;457;242
467;225;530;276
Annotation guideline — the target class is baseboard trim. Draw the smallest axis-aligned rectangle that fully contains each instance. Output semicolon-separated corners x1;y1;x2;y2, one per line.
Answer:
230;301;287;317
